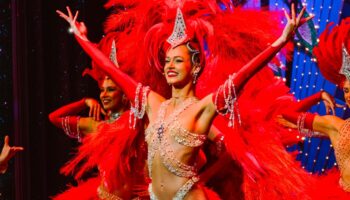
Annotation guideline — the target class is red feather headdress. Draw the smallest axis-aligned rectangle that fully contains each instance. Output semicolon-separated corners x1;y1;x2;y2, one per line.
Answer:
313;17;350;87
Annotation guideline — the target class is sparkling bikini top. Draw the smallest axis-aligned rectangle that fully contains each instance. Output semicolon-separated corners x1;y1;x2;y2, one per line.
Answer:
145;97;207;179
334;118;350;177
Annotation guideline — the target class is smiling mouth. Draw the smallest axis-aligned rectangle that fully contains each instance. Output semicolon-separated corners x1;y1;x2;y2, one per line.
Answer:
102;99;111;104
167;71;178;77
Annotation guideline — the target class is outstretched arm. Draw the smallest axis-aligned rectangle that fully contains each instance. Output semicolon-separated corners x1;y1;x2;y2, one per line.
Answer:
232;5;312;92
0;136;23;174
279;111;344;138
49;98;104;138
277;91;343;137
56;7;164;122
289;91;340;114
206;5;313;125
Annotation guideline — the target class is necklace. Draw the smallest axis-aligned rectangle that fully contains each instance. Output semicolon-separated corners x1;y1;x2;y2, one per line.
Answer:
108;112;122;123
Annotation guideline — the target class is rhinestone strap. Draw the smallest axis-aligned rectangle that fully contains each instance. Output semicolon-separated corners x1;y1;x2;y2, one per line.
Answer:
160;135;197;177
165;99;206;147
61;116;82;142
173;176;199;200
214;74;241;127
146;97;204;178
170;120;206;147
146;101;171;177
148;176;199;200
130;83;150;129
158;98;201;177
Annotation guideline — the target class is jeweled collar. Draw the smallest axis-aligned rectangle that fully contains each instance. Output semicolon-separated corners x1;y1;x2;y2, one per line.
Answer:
107;112;122;123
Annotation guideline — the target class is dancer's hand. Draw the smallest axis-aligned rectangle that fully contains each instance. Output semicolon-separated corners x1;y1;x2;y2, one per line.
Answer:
56;6;88;41
274;4;314;45
320;91;343;115
0;135;24;174
85;98;106;121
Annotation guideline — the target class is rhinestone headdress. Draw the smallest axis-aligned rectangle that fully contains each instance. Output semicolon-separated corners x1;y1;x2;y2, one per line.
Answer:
340;44;350;81
109;40;120;68
166;8;188;48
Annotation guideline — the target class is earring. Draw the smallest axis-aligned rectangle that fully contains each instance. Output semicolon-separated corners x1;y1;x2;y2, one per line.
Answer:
193;72;198;84
192;65;201;84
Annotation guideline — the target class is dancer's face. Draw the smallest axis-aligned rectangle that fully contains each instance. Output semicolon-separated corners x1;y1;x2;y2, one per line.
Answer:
99;78;124;112
164;45;196;86
343;79;350;108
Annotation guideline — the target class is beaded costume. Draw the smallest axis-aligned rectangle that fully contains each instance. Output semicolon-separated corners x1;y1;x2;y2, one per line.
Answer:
311;17;350;196
61;0;324;199
335;119;350;192
145;97;206;199
51;32;149;200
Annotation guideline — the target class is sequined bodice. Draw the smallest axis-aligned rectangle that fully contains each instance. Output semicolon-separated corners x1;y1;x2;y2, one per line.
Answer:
145;98;206;179
335;119;350;176
333;118;350;191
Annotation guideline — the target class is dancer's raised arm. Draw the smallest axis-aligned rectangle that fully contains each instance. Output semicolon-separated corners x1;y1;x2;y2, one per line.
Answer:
49;97;106;139
231;5;312;92
203;5;313;125
56;7;164;121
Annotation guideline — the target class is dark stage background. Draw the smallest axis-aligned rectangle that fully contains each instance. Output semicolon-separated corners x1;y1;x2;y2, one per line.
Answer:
1;0;108;199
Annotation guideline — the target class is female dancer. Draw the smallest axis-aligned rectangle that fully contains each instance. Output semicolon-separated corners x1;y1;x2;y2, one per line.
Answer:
278;17;350;196
57;2;312;199
49;32;148;199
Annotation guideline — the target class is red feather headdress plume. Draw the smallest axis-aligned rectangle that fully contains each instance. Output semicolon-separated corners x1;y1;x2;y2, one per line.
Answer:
313;17;350;87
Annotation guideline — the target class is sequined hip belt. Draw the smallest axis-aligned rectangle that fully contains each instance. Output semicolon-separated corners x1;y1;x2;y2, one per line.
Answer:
149;176;199;200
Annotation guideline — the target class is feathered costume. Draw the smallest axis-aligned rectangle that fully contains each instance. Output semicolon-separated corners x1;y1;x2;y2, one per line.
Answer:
60;0;327;199
55;111;149;200
53;31;151;200
278;17;350;199
134;1;318;199
312;17;350;199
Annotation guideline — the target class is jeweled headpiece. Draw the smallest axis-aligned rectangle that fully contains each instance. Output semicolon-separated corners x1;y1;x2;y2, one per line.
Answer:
166;8;189;48
109;39;120;68
83;34;121;84
340;44;350;81
144;3;213;73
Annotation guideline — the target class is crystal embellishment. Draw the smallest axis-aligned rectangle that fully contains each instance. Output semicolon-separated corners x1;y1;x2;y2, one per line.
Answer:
334;118;350;192
157;124;164;142
340;44;350;81
109;39;119;68
166;8;188;48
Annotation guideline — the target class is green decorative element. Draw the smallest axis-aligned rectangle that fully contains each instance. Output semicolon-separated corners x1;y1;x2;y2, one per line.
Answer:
295;10;318;52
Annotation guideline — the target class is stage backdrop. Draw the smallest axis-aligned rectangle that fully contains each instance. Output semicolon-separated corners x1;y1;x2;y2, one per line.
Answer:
4;0;106;199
